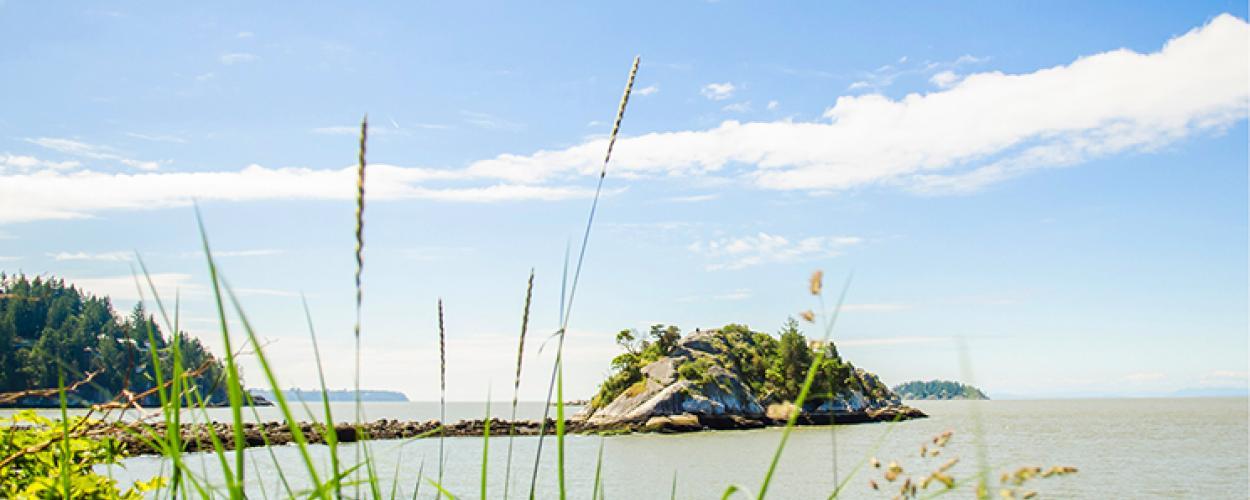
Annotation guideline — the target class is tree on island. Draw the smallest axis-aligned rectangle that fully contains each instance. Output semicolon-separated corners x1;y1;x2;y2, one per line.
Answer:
590;319;887;409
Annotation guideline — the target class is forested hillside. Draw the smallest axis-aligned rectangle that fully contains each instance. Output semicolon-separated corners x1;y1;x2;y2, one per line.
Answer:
0;273;230;406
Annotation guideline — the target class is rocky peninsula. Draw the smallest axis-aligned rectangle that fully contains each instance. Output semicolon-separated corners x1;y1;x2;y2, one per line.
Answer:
91;322;924;456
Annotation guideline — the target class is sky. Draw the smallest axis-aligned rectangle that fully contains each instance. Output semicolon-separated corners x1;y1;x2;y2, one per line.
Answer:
1;1;1247;401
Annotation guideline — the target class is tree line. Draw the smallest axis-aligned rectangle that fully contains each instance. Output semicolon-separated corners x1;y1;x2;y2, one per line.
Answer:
0;273;230;406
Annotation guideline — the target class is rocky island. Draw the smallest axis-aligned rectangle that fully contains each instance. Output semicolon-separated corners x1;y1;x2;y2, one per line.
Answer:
575;321;924;431
892;380;989;400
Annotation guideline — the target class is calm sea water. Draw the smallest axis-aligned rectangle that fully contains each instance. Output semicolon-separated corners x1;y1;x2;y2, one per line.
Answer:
71;397;1249;498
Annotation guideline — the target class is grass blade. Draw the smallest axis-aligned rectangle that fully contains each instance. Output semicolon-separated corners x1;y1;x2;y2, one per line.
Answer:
590;437;605;500
530;55;640;500
757;273;852;499
504;269;535;500
303;295;342;498
481;393;492;500
196;206;247;498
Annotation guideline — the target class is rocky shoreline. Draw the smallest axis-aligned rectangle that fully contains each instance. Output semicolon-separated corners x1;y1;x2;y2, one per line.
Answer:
93;405;925;456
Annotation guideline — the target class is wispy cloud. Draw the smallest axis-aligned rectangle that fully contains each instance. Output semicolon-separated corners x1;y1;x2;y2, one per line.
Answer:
125;132;188;144
460;15;1249;194
460;111;524;131
722;101;752;113
662;193;719;203
312;122;449;136
0;256;21;262
236;31;254;39
700;82;736;101
689;232;862;270
26;137;161;170
1;153;80;171
65;273;202;301
49;251;132;262
635;84;659;96
179;249;284;259
219;52;258;65
848;52;986;92
0;163;600;223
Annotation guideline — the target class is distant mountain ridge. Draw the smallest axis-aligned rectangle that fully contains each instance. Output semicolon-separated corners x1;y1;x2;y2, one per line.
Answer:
892;380;989;400
250;388;409;402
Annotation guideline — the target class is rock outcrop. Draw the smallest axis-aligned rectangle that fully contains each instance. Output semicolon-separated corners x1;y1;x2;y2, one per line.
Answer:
578;328;924;429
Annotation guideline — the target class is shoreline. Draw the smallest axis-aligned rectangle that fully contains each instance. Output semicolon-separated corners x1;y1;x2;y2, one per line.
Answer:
87;405;926;456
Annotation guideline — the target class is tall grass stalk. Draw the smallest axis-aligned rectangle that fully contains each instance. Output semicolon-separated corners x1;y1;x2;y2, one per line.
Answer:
757;272;852;499
437;298;448;499
529;54;640;500
352;114;370;497
503;269;534;500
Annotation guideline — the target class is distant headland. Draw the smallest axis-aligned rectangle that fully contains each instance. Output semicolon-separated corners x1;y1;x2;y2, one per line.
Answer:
249;388;410;403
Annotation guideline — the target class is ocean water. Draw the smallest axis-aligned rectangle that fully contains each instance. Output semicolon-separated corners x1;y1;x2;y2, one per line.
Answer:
82;397;1248;498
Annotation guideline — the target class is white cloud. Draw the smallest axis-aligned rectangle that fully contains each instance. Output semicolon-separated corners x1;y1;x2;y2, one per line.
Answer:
0;164;600;223
722;101;752;113
26;137;161;171
0;256;21;262
688;232;862;270
49;251;132;262
1;153;80;171
220;52;258;65
459;15;1249;194
635;84;659;96
766;100;779;111
2;16;1244;224
929;70;960;88
700;82;736;100
236;31;254;39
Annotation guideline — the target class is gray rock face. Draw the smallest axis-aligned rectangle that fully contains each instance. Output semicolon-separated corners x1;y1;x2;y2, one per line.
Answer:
582;328;907;426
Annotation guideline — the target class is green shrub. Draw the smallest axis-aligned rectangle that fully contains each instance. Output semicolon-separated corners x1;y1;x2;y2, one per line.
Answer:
0;410;164;499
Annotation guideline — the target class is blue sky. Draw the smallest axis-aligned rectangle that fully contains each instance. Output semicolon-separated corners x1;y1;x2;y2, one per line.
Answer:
1;1;1246;400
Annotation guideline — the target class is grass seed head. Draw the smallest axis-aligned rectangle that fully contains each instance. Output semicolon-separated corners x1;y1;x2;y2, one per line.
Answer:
809;270;823;295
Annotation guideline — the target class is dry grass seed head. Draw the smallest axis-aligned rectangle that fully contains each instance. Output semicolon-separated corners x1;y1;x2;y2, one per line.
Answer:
809;270;823;295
